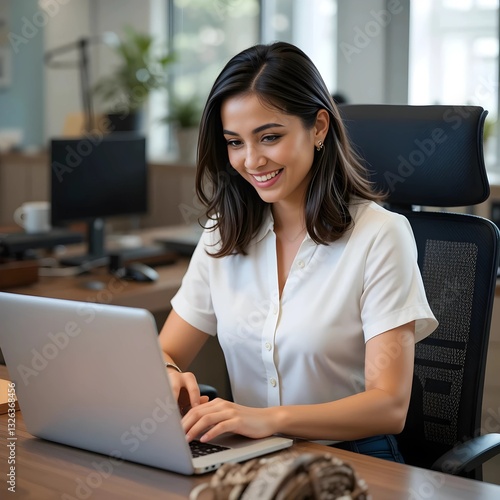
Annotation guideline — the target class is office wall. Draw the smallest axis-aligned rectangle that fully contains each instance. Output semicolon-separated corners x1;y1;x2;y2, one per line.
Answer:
0;0;44;149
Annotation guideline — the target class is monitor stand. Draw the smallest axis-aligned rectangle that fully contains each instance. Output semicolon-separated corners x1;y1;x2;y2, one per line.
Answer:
58;218;177;269
58;218;109;267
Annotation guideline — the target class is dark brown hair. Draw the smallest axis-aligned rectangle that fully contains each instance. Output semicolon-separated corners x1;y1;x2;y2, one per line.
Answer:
196;41;382;257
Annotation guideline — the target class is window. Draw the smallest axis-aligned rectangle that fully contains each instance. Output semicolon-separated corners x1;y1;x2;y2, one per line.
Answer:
155;0;337;158
409;0;499;168
168;0;260;108
261;0;337;91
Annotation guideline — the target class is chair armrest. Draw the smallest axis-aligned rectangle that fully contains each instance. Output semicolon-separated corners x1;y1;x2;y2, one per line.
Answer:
199;383;218;401
432;433;500;475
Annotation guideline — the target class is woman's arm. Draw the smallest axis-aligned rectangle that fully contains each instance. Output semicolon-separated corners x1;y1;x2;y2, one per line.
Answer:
181;322;415;443
158;309;212;409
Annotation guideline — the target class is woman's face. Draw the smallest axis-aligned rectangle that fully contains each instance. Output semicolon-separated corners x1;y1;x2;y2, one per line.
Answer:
221;93;326;207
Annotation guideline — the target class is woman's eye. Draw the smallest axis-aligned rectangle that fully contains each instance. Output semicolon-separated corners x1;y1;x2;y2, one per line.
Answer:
262;135;280;143
226;139;242;148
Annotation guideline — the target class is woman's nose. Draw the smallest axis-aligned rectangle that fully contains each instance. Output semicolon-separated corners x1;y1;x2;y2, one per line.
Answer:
244;146;266;170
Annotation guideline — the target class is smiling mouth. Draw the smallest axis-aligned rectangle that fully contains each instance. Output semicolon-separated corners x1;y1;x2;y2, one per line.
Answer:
252;169;283;182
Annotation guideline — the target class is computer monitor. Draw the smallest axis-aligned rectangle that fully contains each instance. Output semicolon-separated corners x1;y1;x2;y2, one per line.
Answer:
50;133;147;266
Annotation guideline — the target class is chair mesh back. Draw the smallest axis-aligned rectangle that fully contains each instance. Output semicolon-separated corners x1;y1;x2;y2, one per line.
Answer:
396;213;499;479
418;240;477;445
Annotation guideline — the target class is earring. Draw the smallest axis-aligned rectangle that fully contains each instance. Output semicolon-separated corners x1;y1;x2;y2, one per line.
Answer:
316;140;324;152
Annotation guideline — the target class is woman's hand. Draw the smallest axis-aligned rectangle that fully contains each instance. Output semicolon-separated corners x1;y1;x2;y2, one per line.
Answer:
181;398;278;442
167;370;209;414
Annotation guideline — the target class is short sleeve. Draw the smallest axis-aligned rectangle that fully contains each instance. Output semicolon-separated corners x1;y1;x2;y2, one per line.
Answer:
170;230;218;336
360;213;438;343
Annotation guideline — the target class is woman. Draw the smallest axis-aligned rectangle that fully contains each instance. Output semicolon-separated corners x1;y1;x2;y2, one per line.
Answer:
159;41;438;462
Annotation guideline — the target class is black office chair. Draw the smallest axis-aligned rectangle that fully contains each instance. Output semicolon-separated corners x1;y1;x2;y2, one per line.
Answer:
338;104;500;480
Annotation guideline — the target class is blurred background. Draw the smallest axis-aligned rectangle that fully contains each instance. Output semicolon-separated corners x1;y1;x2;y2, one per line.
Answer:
0;0;498;166
1;1;500;486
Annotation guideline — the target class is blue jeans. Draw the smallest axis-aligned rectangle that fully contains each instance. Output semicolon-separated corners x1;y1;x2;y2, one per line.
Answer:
329;434;405;463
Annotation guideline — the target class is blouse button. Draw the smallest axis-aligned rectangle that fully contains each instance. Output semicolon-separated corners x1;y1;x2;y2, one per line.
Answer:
265;342;272;351
270;378;277;387
297;260;305;269
272;304;278;315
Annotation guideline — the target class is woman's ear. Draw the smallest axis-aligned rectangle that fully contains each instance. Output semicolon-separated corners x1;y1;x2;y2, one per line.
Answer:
314;109;330;142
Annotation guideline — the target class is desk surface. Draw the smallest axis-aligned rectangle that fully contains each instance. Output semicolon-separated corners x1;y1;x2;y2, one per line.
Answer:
1;365;499;499
1;226;198;313
4;256;190;314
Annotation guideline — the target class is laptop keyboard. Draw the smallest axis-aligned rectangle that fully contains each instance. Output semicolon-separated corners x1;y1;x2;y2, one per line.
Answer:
189;440;230;458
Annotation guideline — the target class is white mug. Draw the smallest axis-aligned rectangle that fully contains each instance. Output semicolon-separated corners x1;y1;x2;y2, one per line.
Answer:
13;201;51;234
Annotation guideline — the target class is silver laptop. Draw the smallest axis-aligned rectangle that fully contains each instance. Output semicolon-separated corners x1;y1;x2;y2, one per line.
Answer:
0;292;293;475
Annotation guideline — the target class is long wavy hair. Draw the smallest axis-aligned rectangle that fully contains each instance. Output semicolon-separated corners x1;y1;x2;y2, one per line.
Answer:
196;41;382;257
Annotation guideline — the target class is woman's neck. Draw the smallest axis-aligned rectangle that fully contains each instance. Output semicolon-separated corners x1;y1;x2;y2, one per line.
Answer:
272;201;306;239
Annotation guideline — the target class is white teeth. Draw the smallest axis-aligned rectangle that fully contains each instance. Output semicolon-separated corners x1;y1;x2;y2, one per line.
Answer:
253;170;281;182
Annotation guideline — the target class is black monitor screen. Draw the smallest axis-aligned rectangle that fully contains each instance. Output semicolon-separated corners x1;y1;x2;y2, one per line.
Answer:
50;134;147;225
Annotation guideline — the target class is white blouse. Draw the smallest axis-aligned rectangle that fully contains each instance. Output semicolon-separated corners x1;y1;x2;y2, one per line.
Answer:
171;200;438;408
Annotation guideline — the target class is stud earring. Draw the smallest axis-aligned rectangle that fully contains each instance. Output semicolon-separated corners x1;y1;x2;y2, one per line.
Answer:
316;140;324;152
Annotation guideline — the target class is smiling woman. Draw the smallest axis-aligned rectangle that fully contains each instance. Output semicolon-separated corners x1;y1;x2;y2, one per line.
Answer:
194;42;381;259
158;41;438;464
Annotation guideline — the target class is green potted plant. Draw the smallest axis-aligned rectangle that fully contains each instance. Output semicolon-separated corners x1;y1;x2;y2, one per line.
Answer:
163;96;203;164
93;26;174;132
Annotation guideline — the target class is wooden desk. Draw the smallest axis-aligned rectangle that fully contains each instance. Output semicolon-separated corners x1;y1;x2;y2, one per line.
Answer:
1;369;499;499
3;225;195;314
4;257;190;314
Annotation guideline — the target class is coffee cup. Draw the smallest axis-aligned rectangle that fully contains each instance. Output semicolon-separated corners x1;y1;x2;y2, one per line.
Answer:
13;201;51;233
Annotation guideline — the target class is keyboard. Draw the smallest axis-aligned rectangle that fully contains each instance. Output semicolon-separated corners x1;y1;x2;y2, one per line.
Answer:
189;440;230;458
